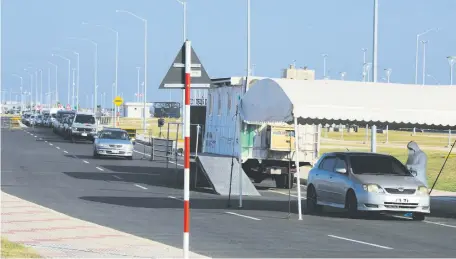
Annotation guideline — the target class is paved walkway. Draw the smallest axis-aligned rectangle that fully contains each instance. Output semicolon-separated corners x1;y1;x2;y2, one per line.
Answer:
1;192;208;258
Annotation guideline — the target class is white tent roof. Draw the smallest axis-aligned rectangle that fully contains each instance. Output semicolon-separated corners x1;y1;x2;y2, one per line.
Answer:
240;78;456;128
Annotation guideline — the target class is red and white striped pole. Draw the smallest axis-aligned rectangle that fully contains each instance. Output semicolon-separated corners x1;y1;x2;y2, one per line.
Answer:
183;40;191;259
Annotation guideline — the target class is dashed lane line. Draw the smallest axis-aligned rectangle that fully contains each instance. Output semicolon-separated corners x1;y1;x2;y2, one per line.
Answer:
82;160;89;164
134;184;148;190
63;151;68;154
112;175;122;180
225;212;261;221
96;167;104;171
328;235;393;250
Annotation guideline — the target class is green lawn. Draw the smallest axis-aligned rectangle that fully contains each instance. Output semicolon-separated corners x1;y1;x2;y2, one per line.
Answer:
1;238;41;258
320;145;456;192
324;128;452;147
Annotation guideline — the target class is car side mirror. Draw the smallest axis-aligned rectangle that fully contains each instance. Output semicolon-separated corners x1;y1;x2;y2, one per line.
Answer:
335;168;347;174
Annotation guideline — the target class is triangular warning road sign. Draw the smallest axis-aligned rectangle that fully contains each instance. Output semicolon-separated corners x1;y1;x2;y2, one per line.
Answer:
159;42;211;89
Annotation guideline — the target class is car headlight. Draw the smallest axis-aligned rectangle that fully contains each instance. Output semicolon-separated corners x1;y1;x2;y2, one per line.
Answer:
363;184;384;193
97;144;109;148
418;186;428;194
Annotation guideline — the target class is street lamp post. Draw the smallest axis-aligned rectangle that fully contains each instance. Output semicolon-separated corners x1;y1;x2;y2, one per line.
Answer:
116;10;148;130
24;70;34;108
82;22;118;120
52;54;71;105
372;0;378;83
67;37;98;113
384;68;392;83
447;56;456;85
421;40;428;85
48;62;58;105
362;48;367;82
12;74;24;110
415;28;438;84
176;0;187;130
136;67;141;102
322;54;328;78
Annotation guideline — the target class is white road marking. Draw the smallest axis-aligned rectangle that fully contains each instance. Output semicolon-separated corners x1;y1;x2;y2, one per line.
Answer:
267;189;306;199
49;143;53;146
96;167;104;171
225;212;262;221
424;221;456;229
34;135;37;138
328;235;393;250
112;175;122;180
63;151;68;154
133;148;183;167
134;184;148;190
45;141;48;143
168;196;183;201
72;155;78;158
56;147;60;150
169;161;184;167
83;160;89;164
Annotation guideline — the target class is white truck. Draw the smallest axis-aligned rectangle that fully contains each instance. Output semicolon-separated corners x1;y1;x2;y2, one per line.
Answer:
204;77;320;189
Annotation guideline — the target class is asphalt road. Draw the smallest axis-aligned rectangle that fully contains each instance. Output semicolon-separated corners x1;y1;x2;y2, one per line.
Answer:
2;126;456;258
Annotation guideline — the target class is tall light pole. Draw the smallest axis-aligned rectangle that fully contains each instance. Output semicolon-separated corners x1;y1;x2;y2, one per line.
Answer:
362;48;367;82
39;69;43;105
82;22;118;117
116;10;147;130
136;67;141;102
415;28;438;84
48;62;58;105
67;37;98;113
372;0;378;83
52;54;71;105
322;54;328;78
12;74;24;110
447;56;456;85
24;69;34;108
176;0;187;127
47;68;51;108
74;51;80;110
384;68;392;83
421;40;428;85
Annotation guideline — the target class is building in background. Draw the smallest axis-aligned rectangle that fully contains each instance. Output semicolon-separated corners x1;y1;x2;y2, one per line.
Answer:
122;102;153;118
282;64;315;80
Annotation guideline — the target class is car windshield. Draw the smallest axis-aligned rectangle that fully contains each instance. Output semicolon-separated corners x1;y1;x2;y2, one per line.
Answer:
74;115;95;124
99;131;129;140
349;155;412;176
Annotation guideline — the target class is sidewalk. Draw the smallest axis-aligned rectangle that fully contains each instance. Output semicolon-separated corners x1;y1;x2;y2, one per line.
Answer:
1;192;208;258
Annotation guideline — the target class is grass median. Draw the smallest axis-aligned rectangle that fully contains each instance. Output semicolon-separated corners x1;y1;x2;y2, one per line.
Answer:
1;237;41;258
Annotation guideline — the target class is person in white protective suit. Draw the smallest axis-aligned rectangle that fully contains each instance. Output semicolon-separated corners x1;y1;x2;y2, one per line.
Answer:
405;141;428;187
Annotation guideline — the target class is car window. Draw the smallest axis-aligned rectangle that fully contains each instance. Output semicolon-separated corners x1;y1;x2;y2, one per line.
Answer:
98;131;129;140
74;115;95;124
319;157;337;171
334;156;347;172
349;155;412;176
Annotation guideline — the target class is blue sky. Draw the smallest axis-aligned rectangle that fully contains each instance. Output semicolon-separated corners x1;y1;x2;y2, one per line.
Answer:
2;0;456;107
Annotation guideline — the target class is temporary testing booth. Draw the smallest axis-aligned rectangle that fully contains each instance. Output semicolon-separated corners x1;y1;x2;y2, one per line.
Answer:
240;77;456;219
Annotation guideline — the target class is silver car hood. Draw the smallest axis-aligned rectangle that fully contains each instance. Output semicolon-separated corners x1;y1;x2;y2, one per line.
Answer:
352;174;424;188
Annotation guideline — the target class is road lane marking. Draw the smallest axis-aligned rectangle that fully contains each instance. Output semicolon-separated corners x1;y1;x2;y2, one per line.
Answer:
424;221;456;228
134;184;148;190
49;143;53;146
112;175;122;180
328;235;393;250
56;147;60;150
34;135;37;138
168;196;183;201
82;160;89;164
133;148;183;167
72;155;78;158
96;167;104;171
169;161;184;167
63;151;68;154
45;141;48;143
225;212;261;221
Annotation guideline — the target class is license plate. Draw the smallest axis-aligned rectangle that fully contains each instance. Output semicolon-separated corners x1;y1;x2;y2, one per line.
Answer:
395;198;409;203
111;150;119;154
81;133;87;136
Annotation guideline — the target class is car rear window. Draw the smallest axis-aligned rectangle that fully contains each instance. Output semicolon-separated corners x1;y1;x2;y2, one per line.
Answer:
349;155;411;176
74;114;95;124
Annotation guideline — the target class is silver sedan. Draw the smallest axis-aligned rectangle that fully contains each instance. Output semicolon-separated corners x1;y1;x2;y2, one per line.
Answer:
306;152;430;221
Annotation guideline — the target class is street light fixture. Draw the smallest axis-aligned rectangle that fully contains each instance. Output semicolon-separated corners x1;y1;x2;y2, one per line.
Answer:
12;74;24;110
67;37;98;113
116;10;148;130
421;40;429;85
322;54;328;79
415;28;439;84
82;22;119;123
48;62;59;105
52;53;71;105
384;68;392;83
447;56;456;85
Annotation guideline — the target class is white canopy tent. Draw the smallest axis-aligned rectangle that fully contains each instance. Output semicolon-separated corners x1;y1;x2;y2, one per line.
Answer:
240;78;456;220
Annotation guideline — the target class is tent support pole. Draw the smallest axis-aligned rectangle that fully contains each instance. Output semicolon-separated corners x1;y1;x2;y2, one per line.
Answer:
294;116;303;220
371;125;377;153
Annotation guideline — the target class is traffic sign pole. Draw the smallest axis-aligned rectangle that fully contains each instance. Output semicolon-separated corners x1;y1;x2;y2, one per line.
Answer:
183;40;191;259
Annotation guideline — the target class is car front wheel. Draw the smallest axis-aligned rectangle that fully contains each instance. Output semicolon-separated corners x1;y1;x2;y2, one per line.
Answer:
345;191;359;218
306;185;322;214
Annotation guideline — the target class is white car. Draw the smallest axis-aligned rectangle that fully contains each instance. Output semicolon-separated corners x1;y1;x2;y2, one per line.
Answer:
306;152;430;221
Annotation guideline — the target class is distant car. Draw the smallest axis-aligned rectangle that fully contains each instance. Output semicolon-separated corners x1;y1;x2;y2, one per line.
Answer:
93;128;135;160
306;152;430;221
